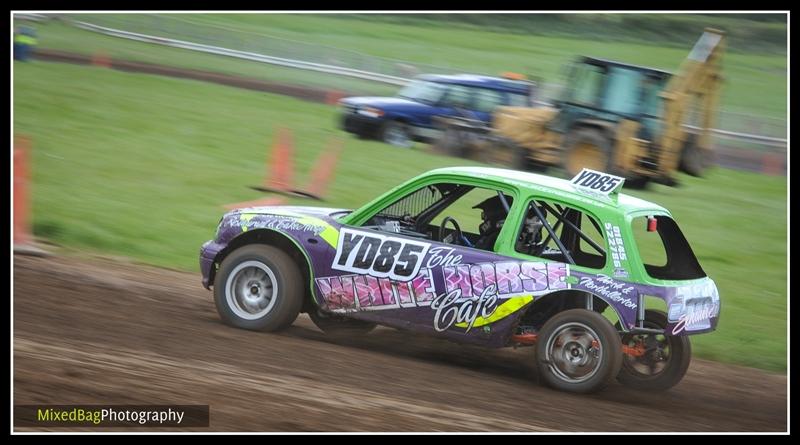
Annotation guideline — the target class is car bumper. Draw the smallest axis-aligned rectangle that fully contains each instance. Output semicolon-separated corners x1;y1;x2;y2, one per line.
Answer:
199;240;224;289
341;113;383;137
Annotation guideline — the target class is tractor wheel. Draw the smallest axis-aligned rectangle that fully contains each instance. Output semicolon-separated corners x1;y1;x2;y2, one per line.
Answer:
679;133;711;177
562;128;615;178
437;124;468;157
484;137;528;171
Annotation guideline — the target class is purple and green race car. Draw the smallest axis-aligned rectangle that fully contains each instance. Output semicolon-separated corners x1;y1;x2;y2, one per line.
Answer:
200;167;720;394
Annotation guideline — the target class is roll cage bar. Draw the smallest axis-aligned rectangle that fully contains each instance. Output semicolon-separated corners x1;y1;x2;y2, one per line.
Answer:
522;200;607;265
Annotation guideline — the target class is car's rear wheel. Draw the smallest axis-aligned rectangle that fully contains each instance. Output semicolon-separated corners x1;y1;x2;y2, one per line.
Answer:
536;309;622;393
214;244;302;332
617;309;692;391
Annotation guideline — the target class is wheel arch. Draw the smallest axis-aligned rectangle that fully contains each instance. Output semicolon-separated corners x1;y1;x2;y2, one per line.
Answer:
212;229;317;314
519;289;627;332
566;119;618;142
382;114;412;125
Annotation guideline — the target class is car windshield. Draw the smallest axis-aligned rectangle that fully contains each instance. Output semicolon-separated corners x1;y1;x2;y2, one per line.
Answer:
397;80;447;105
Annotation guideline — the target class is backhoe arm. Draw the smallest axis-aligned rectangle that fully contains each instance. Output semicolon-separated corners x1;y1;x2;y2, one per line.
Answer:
657;28;726;178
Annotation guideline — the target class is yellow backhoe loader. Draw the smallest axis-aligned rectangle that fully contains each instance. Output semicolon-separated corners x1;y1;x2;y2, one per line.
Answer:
435;28;726;187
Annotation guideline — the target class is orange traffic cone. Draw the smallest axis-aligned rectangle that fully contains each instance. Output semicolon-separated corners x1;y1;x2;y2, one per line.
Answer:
303;137;343;201
14;136;31;246
250;127;295;194
14;135;47;256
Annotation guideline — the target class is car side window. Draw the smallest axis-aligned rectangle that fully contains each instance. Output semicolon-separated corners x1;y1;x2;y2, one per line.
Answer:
569;63;606;108
507;92;529;107
472;88;504;113
440;85;473;109
367;184;448;224
358;182;469;239
357;182;514;252
515;197;607;269
429;187;501;240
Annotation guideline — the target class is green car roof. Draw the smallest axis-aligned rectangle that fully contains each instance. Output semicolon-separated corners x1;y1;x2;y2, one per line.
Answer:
424;166;670;215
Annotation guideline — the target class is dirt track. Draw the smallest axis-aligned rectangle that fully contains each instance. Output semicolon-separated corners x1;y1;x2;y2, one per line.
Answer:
13;253;787;432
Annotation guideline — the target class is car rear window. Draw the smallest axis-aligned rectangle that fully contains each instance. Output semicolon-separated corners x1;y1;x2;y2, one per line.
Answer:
631;215;706;280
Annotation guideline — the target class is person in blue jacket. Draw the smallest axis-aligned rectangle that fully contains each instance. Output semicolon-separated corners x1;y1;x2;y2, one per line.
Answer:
14;26;38;62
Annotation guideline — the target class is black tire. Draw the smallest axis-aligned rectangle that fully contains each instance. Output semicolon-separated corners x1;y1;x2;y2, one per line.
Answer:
308;309;377;337
617;309;692;391
381;121;413;148
624;176;651;190
536;309;623;394
214;244;303;332
525;159;549;174
491;137;529;171
562;127;615;178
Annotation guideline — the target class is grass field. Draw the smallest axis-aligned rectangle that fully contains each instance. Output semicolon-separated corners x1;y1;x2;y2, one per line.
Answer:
338;13;788;53
19;14;788;120
13;61;787;372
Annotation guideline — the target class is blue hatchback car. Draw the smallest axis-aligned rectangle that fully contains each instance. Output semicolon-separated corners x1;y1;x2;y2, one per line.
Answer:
339;74;534;147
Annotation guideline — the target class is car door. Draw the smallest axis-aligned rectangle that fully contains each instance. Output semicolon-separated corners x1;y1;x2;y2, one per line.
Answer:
430;84;477;124
470;87;506;123
501;195;641;330
312;179;542;345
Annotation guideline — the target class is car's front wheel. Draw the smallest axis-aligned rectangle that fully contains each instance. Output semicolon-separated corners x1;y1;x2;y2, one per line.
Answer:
214;244;303;332
381;121;413;148
535;309;622;393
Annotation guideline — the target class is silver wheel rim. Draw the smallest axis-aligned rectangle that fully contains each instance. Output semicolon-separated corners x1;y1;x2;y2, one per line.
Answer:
385;124;412;148
225;261;278;320
545;322;603;384
622;333;670;377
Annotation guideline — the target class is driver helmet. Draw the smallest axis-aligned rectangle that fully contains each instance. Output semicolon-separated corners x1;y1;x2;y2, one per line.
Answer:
473;194;513;235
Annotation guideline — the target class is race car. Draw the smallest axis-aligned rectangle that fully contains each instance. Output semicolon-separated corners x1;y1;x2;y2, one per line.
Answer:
200;167;720;394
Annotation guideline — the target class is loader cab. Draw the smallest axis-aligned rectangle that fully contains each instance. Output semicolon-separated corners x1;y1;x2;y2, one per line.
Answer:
553;57;671;140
